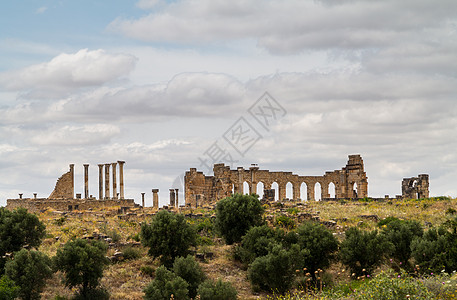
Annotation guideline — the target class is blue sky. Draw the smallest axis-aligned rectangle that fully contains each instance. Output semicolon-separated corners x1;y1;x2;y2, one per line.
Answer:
1;0;457;206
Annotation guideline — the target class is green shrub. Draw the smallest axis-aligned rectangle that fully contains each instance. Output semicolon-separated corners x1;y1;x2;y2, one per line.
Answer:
143;265;189;300
248;244;298;294
411;226;457;274
215;194;265;244
294;221;338;277
378;217;423;264
0;275;19;300
275;215;295;230
0;208;46;272
355;270;433;300
173;255;205;298
141;210;196;267
340;227;393;276
5;249;53;300
72;287;109;300
197;279;237;300
236;225;282;264
54;239;109;298
122;246;142;260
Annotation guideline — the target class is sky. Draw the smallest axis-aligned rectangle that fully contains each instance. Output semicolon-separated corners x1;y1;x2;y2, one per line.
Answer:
1;0;457;206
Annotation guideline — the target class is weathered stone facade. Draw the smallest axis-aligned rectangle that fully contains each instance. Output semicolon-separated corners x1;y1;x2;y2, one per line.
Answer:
184;154;368;207
7;162;136;212
402;174;429;199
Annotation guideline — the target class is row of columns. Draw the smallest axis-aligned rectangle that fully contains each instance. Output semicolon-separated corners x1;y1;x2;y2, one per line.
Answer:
97;161;125;200
139;189;179;208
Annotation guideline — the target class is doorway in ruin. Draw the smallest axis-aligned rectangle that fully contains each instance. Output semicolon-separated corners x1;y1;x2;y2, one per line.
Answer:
256;182;265;199
329;182;336;199
353;182;358;198
300;182;307;201
286;182;293;200
243;181;250;195
314;182;322;201
271;182;279;201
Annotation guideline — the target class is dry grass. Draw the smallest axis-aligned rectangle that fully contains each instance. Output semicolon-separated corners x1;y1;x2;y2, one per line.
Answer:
34;197;456;299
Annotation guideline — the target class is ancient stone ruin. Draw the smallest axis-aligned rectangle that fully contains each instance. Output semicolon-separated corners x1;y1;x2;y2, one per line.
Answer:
401;174;430;199
7;161;137;212
184;154;369;207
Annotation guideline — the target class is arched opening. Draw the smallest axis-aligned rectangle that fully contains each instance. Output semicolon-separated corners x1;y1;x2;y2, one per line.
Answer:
271;182;279;201
314;182;322;201
300;182;307;201
329;182;336;199
243;181;250;195
286;182;293;200
256;182;265;199
353;182;358;199
232;184;235;195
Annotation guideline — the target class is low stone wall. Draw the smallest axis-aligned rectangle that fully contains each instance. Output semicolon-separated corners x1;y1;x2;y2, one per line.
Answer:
6;198;137;213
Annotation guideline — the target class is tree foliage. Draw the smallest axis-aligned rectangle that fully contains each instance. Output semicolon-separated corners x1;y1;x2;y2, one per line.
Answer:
141;210;196;267
54;238;109;297
197;279;238;300
143;265;189;300
340;227;394;276
0;275;19;300
173;255;205;299
215;194;265;244
0;208;46;272
5;249;52;300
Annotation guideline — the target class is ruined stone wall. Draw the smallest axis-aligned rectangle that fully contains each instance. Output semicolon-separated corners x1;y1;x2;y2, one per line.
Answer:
48;164;74;199
402;174;429;199
184;154;369;207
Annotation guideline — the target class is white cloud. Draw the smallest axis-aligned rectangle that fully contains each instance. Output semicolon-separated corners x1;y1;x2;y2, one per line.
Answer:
35;6;47;14
0;49;137;97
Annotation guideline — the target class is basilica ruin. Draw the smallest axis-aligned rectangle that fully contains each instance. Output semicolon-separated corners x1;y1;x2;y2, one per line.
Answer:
6;161;138;212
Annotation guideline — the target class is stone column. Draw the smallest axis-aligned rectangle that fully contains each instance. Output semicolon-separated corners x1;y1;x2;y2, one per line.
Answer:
237;167;244;194
293;184;300;200
279;183;286;201
18;193;23;199
104;163;110;199
169;189;175;207
33;193;37;199
111;162;117;199
250;166;258;196
84;164;89;199
141;193;145;208
69;164;75;199
98;164;104;200
118;161;125;199
175;188;179;207
152;189;159;208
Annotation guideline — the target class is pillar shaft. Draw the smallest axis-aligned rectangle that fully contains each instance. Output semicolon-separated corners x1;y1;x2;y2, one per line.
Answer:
152;189;159;208
104;164;110;199
169;189;175;207
175;189;179;207
141;193;145;208
98;164;104;200
112;162;117;199
69;164;75;199
84;164;89;199
118;161;125;199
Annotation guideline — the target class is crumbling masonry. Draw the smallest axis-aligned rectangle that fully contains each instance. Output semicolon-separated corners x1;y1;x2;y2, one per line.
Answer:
7;161;136;212
402;174;429;199
184;154;369;207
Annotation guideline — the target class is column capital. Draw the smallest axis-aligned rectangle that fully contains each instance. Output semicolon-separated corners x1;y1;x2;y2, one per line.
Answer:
152;189;159;193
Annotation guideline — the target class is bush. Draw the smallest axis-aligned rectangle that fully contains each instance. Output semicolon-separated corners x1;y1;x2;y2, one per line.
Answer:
275;215;295;230
294;222;339;277
72;287;109;300
5;249;53;300
215;194;265;244
140;265;155;277
248;244;298;294
143;265;189;300
378;217;423;264
0;208;46;272
236;225;281;264
173;255;205;298
0;275;19;300
197;279;237;300
340;227;393;276
122;246;142;260
54;239;109;298
411;226;457;274
141;210;196;267
355;270;433;300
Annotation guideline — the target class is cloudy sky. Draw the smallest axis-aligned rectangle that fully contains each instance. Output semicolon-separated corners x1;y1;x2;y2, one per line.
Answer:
1;0;456;206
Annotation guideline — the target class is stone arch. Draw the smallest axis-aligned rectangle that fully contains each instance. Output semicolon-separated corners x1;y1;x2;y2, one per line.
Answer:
328;182;336;199
243;181;250;195
314;182;322;201
352;182;358;198
256;181;265;199
271;182;279;201
300;182;307;201
285;182;293;200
